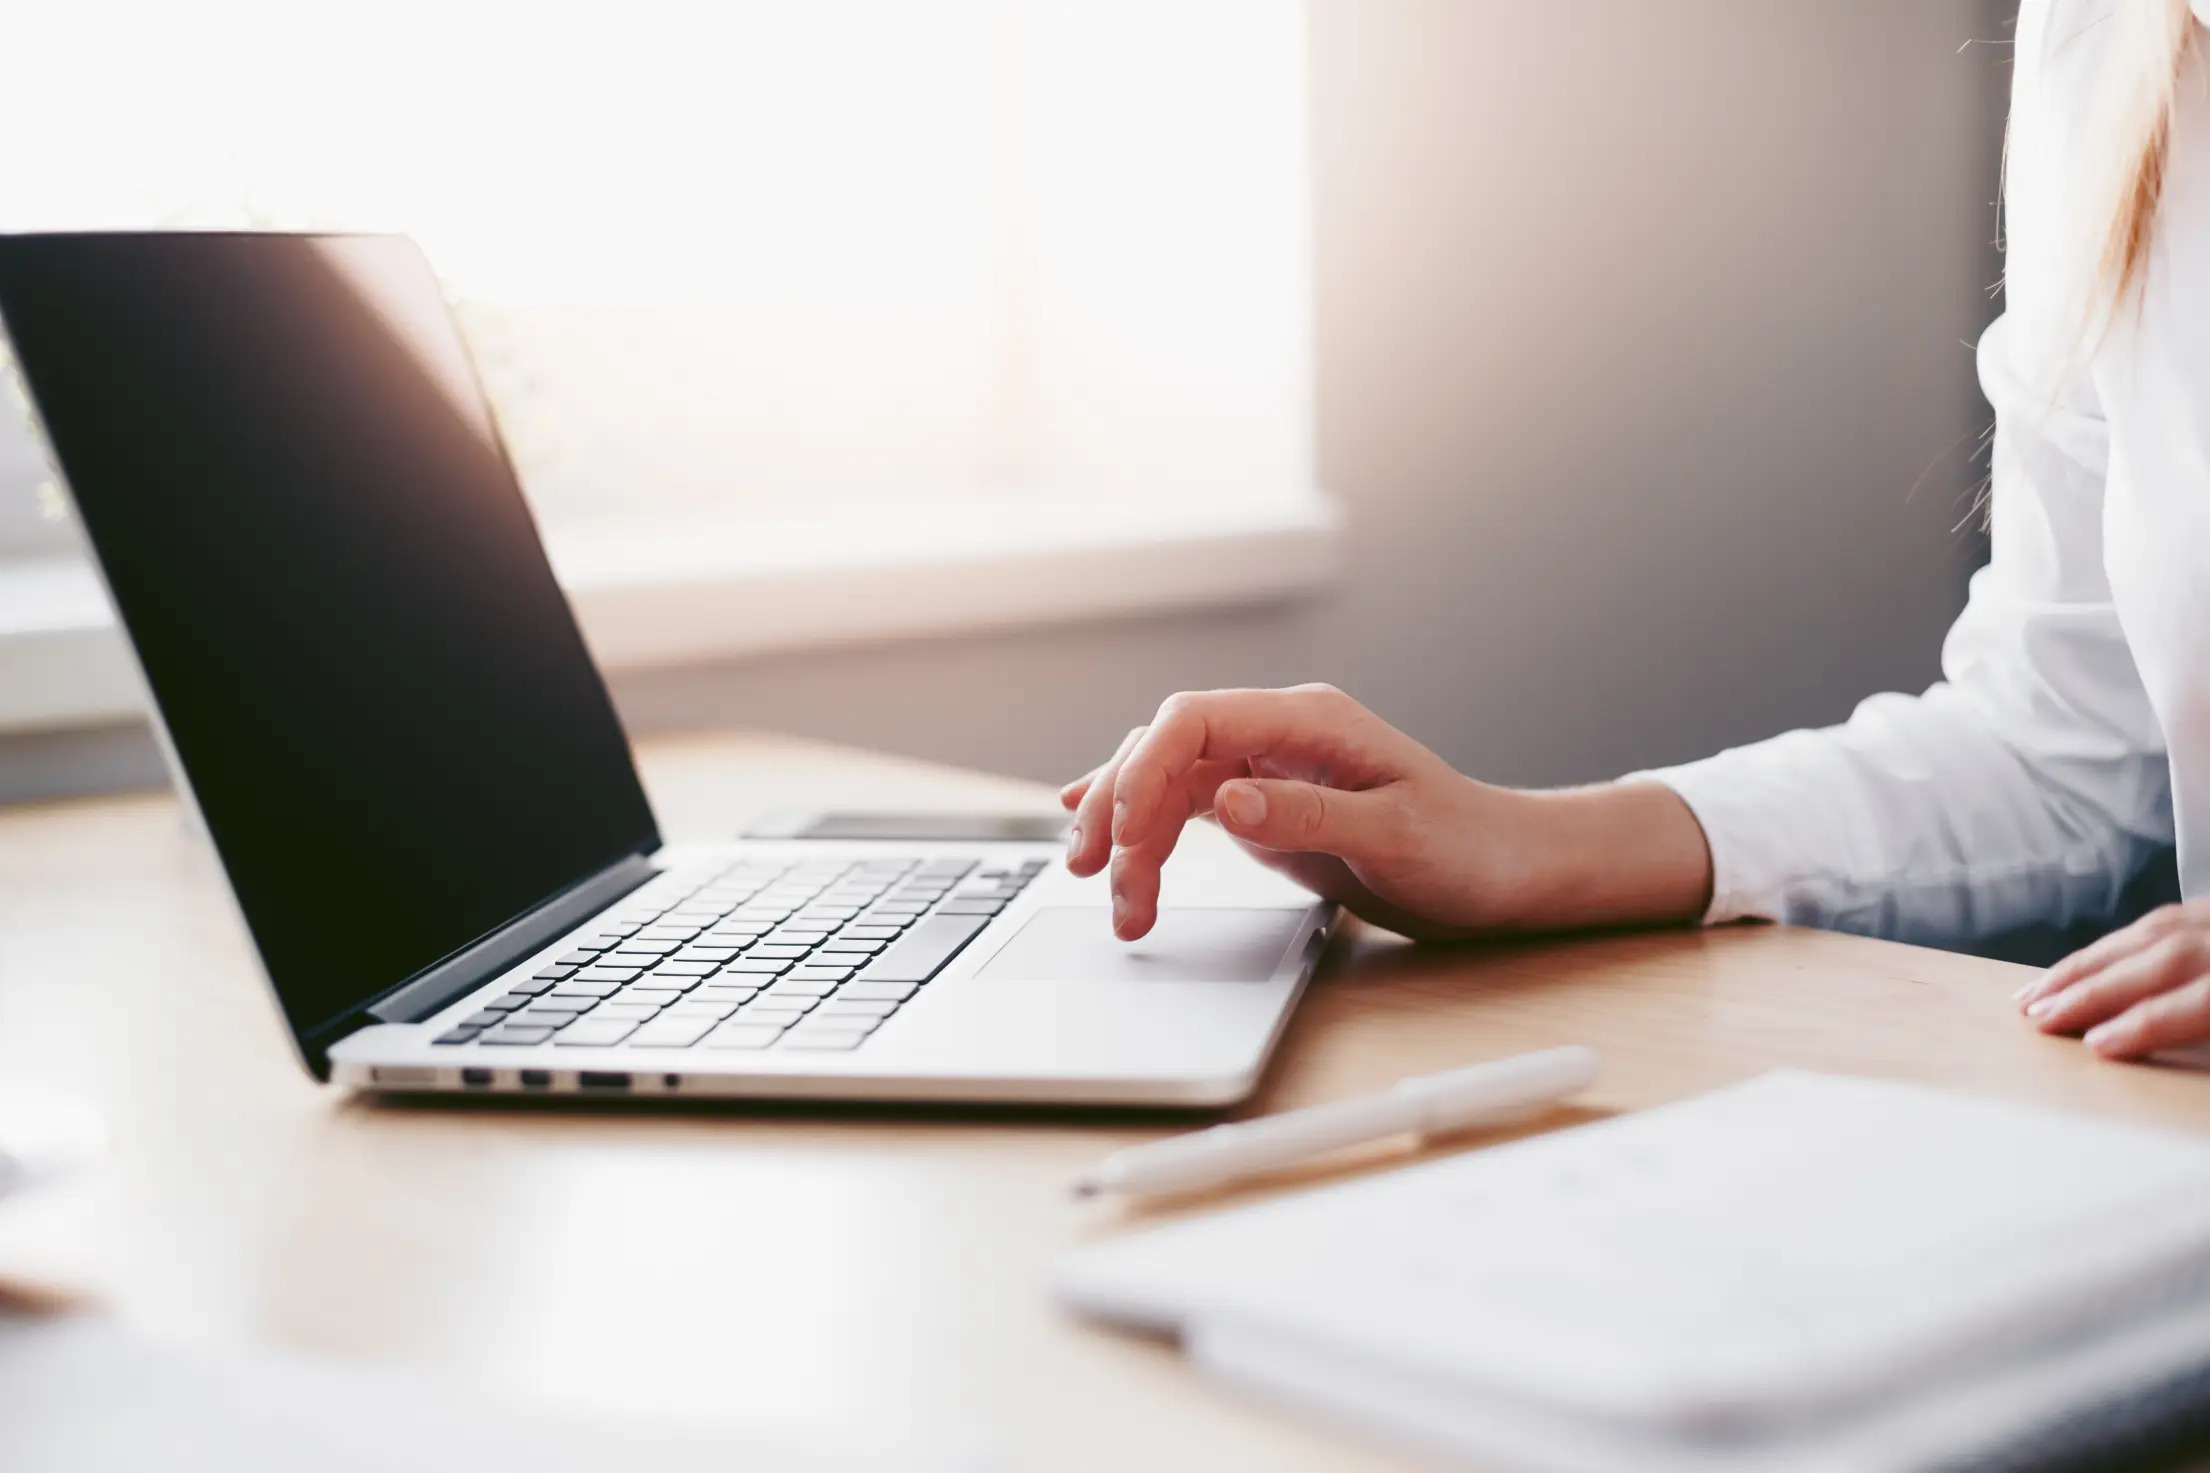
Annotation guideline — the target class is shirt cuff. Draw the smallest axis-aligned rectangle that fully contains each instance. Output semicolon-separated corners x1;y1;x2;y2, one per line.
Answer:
1617;758;1779;927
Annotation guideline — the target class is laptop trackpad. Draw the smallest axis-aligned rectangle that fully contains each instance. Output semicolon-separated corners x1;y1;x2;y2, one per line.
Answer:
975;906;1308;983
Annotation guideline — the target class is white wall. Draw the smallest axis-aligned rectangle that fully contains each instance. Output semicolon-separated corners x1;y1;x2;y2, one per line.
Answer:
0;0;2009;803
610;0;2009;788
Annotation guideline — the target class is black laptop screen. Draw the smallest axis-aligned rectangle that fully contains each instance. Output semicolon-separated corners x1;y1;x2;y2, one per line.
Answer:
0;234;658;1043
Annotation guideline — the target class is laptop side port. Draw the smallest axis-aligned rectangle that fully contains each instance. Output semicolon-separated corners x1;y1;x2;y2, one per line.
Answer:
370;1066;438;1088
460;1067;494;1088
519;1069;553;1090
577;1071;631;1092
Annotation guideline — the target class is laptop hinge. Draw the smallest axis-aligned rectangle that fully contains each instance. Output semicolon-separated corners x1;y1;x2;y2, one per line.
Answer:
363;852;660;1027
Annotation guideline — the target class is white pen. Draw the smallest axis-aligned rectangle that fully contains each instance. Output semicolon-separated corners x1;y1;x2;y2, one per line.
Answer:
1072;1045;1599;1199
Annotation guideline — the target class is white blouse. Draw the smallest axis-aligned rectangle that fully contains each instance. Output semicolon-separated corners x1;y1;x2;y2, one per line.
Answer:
1642;0;2210;948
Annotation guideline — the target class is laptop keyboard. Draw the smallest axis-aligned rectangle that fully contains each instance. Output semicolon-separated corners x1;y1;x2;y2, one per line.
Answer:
432;855;1047;1055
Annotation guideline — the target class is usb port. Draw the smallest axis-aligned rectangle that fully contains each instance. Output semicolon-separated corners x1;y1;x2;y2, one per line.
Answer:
577;1071;631;1092
460;1067;494;1088
519;1069;553;1090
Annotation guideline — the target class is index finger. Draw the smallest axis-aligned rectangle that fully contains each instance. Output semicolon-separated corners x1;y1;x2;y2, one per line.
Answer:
1112;685;1380;848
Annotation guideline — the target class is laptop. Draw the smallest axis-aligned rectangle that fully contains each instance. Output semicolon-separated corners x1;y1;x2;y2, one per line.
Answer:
0;231;1333;1106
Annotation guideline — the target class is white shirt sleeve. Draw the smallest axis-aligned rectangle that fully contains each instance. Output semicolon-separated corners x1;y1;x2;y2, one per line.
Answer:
1628;0;2170;948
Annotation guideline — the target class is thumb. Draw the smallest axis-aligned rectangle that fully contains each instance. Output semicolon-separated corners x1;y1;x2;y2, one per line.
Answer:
1213;778;1396;859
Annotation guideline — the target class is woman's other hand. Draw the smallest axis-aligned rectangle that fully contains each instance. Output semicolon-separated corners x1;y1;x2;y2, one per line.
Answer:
2015;901;2210;1060
1059;683;1713;942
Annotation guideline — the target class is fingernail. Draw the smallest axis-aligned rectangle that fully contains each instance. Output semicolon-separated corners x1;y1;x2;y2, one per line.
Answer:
2012;976;2042;1003
2026;997;2058;1020
1219;782;1266;827
1065;825;1082;860
2085;1022;2128;1054
1111;894;1129;932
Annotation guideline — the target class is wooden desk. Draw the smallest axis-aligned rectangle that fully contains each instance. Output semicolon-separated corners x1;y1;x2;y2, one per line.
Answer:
2;730;2206;1471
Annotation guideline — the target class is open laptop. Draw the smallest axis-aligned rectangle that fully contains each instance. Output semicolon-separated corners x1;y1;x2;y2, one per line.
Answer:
0;232;1332;1106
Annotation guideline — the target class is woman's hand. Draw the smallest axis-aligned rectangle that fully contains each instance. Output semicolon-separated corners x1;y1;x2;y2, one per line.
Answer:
2015;901;2210;1060
1060;683;1714;942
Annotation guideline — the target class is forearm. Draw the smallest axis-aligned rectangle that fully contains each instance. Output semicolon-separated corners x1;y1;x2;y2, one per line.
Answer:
1486;780;1715;931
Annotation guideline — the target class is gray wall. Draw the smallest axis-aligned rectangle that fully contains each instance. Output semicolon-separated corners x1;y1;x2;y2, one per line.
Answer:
1;0;2010;802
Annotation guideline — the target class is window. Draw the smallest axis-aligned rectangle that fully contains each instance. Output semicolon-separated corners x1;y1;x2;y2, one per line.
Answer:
0;0;1331;724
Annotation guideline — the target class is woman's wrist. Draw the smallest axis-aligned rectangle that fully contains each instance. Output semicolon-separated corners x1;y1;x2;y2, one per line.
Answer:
1483;780;1715;931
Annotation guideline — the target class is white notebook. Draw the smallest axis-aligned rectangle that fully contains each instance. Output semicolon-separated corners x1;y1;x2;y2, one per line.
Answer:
1056;1071;2210;1472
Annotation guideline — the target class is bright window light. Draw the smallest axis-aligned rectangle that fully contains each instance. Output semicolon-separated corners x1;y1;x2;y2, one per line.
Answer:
0;0;1312;542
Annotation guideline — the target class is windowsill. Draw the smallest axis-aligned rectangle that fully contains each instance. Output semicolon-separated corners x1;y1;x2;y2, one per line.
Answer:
0;491;1339;734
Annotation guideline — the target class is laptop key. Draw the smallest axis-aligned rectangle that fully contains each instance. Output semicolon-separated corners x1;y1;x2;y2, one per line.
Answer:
648;960;719;976
628;1015;719;1048
668;999;741;1022
623;987;683;1008
817;1000;898;1021
479;1024;558;1046
617;932;685;948
554;949;605;966
836;926;902;941
744;945;813;961
522;992;594;1011
780;1027;874;1051
674;946;741;962
551;980;620;999
433;1027;482;1045
746;989;819;1010
856;914;990;985
532;963;580;981
576;965;648;982
936;899;1005;916
576;927;639;946
816;938;884;954
507;977;556;996
795;1004;883;1028
641;972;703;993
764;977;838;998
783;965;856;985
588;1001;661;1022
722;957;793;975
555;1018;639;1047
836;981;919;1003
705;1024;788;1050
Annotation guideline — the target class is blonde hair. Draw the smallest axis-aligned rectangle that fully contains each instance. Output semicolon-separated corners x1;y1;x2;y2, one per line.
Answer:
2081;0;2195;318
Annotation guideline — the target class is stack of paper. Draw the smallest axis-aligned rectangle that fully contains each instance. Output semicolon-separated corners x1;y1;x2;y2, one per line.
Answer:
1057;1072;2210;1471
